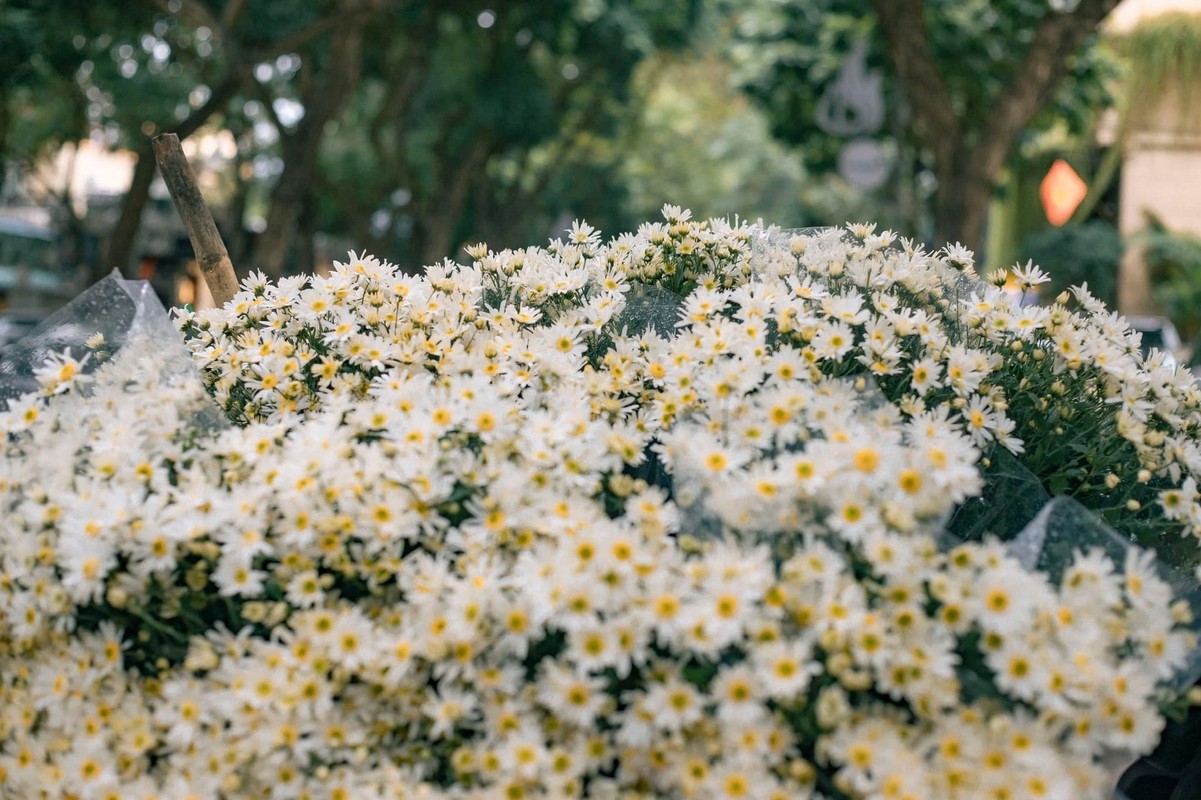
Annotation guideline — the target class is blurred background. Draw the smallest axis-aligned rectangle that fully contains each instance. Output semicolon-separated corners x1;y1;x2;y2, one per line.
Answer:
3;0;1201;357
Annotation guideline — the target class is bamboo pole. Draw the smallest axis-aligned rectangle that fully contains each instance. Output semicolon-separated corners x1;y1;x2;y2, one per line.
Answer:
151;133;239;307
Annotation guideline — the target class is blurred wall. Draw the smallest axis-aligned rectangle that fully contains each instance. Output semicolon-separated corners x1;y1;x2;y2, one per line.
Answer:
1110;0;1201;314
1109;0;1201;30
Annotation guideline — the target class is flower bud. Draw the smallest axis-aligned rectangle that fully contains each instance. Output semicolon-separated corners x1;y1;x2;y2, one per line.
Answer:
815;686;851;729
789;758;816;784
1173;600;1195;625
241;601;268;623
819;628;843;652
105;585;129;609
839;669;873;692
186;568;208;592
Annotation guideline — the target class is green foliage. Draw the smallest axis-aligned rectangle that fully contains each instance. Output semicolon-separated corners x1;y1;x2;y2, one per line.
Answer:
929;1;1116;139
727;0;878;177
0;5;42;91
0;0;226;173
315;1;703;264
11;0;1119;278
617;54;809;225
1;2;93;171
0;0;923;274
1113;11;1201;131
1141;221;1201;342
1018;220;1122;307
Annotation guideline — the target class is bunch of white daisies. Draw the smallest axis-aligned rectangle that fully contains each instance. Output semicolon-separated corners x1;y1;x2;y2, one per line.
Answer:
1;209;1200;799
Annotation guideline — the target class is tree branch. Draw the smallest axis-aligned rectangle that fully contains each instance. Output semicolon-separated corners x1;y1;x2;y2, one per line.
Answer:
420;135;492;264
251;3;373;276
248;0;399;62
173;69;243;139
249;16;339;61
973;0;1121;180
157;0;389;70
103;71;243;279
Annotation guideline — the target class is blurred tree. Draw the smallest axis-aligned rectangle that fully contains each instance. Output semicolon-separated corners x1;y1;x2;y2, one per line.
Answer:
1;0;189;275
731;0;1120;251
313;0;701;269
103;0;247;281
2;0;391;279
0;1;137;188
615;50;893;230
248;0;395;276
617;54;806;224
6;0;707;279
108;0;388;279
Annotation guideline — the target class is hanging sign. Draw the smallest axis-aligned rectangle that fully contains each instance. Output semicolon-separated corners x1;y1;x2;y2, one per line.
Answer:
1039;159;1087;227
816;40;885;136
816;39;891;191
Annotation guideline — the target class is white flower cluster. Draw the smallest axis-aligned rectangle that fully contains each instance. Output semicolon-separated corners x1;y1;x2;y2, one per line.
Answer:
1;209;1198;799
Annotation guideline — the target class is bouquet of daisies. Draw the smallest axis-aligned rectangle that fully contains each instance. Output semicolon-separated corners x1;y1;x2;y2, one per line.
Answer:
2;209;1200;799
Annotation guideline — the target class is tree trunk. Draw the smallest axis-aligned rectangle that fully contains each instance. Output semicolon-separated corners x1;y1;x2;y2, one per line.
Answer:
102;139;157;279
53;147;86;284
931;164;994;252
101;0;366;281
226;165;251;268
417;137;491;266
926;146;995;251
869;0;1120;255
296;191;317;273
251;19;366;277
250;119;321;277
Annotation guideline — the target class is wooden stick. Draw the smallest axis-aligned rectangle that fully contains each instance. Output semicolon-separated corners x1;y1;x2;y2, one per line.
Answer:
151;133;239;307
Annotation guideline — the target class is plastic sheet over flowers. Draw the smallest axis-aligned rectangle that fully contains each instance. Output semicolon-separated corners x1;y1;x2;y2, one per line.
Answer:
0;271;225;432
